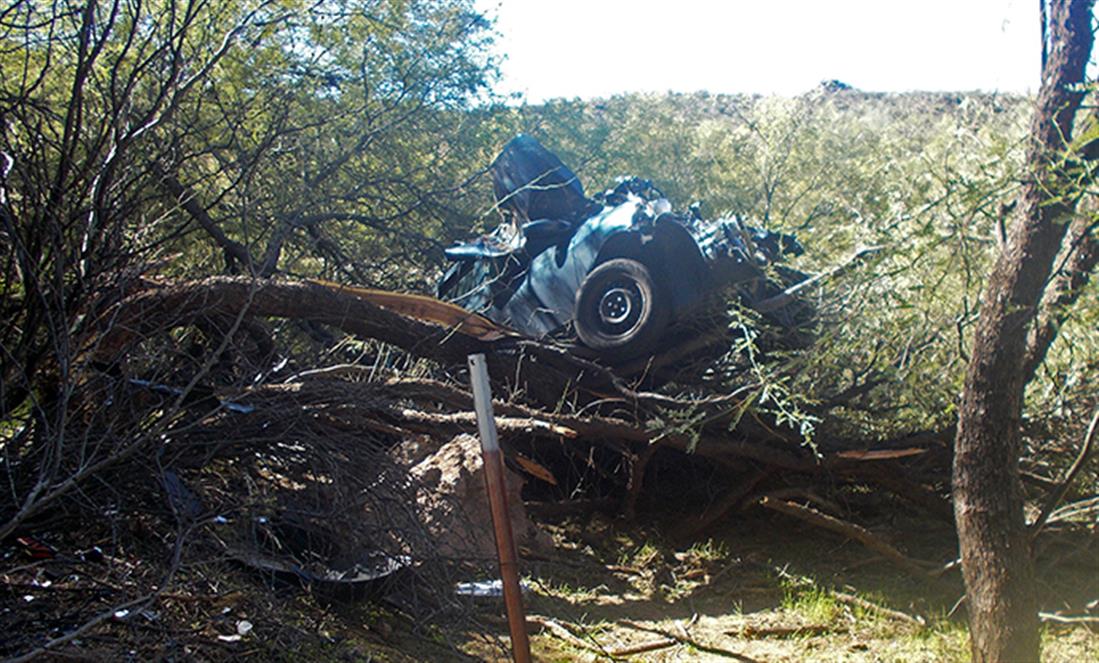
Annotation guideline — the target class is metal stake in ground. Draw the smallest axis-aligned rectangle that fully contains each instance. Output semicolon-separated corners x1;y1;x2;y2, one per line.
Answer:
467;353;532;663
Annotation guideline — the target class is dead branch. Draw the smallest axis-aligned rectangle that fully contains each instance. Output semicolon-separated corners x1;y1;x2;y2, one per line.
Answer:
1038;612;1099;625
1045;494;1099;525
831;590;926;627
526;615;612;658
278;377;953;520
608;637;678;656
89;276;633;407
615;327;731;379
758;496;938;577
386;407;579;439
1030;408;1099;538
615;619;749;659
754;487;844;515
92;276;489;366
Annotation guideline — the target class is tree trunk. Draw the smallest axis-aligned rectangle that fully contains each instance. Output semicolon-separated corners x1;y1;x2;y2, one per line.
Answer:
952;1;1093;661
1021;209;1099;383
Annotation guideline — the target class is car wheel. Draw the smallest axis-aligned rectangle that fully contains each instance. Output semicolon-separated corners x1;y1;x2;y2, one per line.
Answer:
574;258;670;359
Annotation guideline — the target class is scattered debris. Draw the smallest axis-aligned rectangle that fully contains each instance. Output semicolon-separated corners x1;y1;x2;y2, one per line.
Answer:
455;579;532;599
15;537;55;561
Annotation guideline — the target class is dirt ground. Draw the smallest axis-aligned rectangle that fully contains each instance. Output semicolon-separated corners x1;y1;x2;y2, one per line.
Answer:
4;504;1096;661
459;509;1099;663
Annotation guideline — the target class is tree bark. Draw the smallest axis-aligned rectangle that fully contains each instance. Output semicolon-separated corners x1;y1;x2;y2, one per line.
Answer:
159;172;255;273
952;2;1093;661
1021;210;1098;382
87;276;629;406
91;276;490;366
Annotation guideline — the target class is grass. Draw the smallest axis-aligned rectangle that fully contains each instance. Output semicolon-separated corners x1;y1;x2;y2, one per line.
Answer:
683;538;729;563
512;512;1098;662
781;585;844;623
60;505;1080;661
618;540;662;568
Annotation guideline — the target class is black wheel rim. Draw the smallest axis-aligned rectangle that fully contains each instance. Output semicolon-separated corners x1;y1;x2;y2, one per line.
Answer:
595;279;643;333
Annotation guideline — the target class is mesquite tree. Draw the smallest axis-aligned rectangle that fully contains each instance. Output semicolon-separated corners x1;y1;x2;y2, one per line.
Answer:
0;0;496;542
953;1;1096;661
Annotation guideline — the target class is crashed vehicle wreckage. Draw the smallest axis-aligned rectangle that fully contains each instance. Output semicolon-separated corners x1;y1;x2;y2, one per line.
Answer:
438;135;814;360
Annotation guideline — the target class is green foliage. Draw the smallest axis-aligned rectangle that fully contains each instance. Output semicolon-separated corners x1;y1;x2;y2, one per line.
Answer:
503;89;1044;438
0;0;502;543
153;0;501;284
3;0;1092;447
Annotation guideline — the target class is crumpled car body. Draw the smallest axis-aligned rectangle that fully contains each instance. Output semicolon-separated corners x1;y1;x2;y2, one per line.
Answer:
438;135;811;360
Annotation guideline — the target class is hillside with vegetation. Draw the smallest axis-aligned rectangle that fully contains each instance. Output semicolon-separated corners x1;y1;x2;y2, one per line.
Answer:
1;0;1096;660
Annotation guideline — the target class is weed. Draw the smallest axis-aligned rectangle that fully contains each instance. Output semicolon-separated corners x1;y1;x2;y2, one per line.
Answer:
782;585;843;623
683;538;729;562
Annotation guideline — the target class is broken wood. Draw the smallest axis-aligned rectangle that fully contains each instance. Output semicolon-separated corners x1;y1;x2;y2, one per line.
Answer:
526;615;611;657
391;408;580;439
615;619;747;659
79;276;966;543
835;447;926;461
89;276;627;407
1038;612;1099;625
758;496;938;578
831;590;926;627
608;637;678;657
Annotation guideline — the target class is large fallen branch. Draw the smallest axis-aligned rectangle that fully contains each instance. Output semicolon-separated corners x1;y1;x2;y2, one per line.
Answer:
89;276;625;406
92;276;489;365
87;276;804;412
758;496;940;578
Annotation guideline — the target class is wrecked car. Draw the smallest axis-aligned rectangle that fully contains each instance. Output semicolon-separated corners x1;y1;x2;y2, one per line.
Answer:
438;135;812;360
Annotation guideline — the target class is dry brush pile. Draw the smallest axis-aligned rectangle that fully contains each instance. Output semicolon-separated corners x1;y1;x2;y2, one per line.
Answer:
2;260;1096;659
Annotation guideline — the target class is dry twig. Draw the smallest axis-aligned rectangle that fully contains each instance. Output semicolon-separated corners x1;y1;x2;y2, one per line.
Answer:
1039;612;1099;625
615;619;749;659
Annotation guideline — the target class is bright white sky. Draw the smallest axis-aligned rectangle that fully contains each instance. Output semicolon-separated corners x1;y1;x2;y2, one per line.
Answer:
476;0;1041;101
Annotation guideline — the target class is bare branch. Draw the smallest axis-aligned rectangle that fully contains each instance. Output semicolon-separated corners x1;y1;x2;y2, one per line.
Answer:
1029;407;1099;538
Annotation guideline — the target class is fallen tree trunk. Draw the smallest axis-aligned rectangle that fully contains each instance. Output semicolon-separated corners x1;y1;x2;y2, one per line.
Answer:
89;276;626;406
92;276;491;366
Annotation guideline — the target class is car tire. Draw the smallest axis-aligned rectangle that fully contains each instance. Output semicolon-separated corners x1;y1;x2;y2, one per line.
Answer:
574;258;671;360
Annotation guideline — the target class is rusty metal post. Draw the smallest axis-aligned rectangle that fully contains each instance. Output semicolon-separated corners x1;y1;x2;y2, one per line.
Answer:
467;353;532;663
